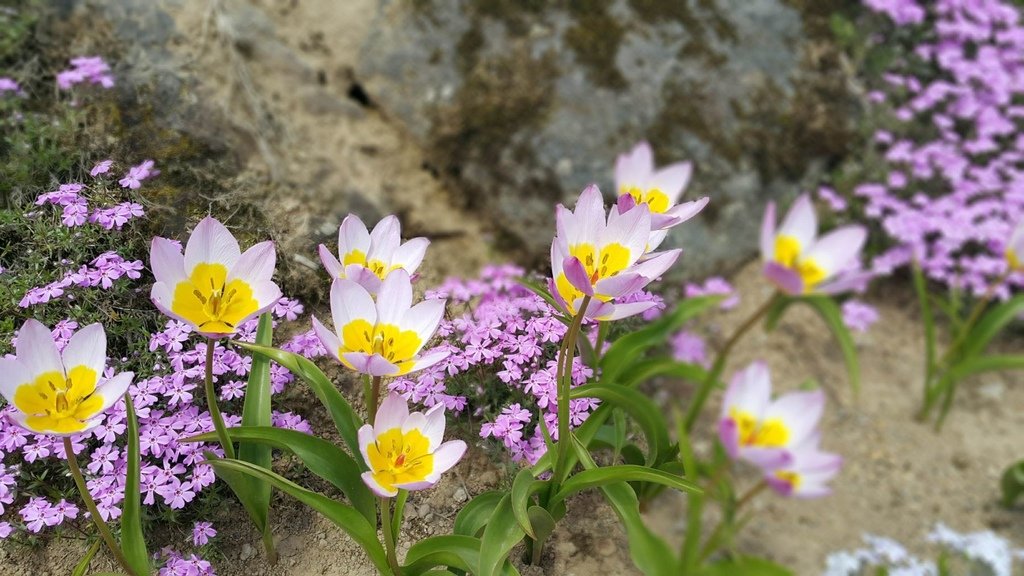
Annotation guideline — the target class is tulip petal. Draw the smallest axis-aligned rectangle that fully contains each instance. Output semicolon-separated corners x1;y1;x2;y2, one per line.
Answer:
763;262;805;295
630;249;680;282
646;229;669;252
426;439;467;482
61;323;107;377
312;316;344;363
357;424;375;467
593;300;655;321
184;217;241;274
802;226;867;277
369;216;401;262
572;185;606;246
816;270;874;296
150;282;192;326
16;319;64;379
330;279;377;334
594;273;646;300
376;269;413;326
722;361;771;420
0;358;30;404
649;161;693;204
659;196;708;228
318;244;345;278
407;349;451;374
763;389;825;448
614;142;654;194
338;214;371;256
392;237;429;273
776;194;817;249
403;300;446;351
374;392;409;437
150;237;187;286
361;471;398;497
563;257;595;296
229;241;277;285
91;372;134;415
603;202;651;263
420;404;446;452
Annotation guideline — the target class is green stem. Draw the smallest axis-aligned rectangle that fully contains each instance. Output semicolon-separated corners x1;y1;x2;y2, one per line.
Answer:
205;339;235;460
380;497;401;576
684;294;779;431
368;376;383;425
64;437;137;576
594;320;608;358
554;296;591;485
698;480;767;563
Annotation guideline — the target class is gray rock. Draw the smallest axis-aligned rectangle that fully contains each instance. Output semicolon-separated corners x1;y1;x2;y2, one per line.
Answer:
357;0;855;276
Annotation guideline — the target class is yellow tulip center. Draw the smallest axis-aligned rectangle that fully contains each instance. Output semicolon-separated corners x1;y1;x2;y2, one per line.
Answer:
172;263;259;334
553;242;633;313
13;367;104;433
729;408;790;448
773;235;826;291
621;185;670;214
343;249;399;280
339;320;422;374
1007;248;1020;271
367;427;434;493
773;470;802;490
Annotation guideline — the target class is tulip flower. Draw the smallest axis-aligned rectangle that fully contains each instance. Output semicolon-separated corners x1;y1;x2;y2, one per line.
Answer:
150;217;282;338
718;362;825;470
313;269;448;377
358;393;467;497
615;141;709;250
761;194;869;295
1007;219;1024;270
551;185;681;320
0;320;132;435
764;444;842;499
319;214;429;294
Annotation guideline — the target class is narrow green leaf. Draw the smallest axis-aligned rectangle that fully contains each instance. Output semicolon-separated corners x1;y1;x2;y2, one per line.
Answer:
805;296;860;394
550;464;700;507
912;263;937;393
186;426;375;525
454;491;505;537
764;295;797;332
526;506;556;545
403;535;482;575
235;342;364;465
600;296;723;384
478;493;526;576
618;357;708;389
393;489;409;544
570;383;670;465
237;314;274;549
120;396;149;576
1000;460;1024;507
203;457;390;574
570;437;677;576
936;354;1024;428
510;468;546;539
72;538;102;576
961;295;1024;359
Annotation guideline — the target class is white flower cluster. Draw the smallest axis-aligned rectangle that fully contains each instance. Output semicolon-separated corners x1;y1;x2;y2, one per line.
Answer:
824;524;1024;576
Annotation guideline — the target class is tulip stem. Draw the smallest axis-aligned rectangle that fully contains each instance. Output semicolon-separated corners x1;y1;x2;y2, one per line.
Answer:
205;340;235;460
554;296;591;485
368;376;383;425
380;496;402;575
697;480;767;563
684;293;780;432
64;437;137;576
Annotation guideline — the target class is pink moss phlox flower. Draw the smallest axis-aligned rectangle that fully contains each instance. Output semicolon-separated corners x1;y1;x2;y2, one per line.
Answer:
551;185;680;320
718;362;826;471
192;521;217;546
0;77;20;95
119;160;157;189
670;331;709;368
614;141;709;250
684;276;740;310
761;194;870;295
841;300;880;333
318;214;430;294
89;159;114;177
358;393;467;497
56;56;114;90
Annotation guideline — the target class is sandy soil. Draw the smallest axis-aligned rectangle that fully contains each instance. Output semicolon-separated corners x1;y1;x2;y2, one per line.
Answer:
4;0;1024;574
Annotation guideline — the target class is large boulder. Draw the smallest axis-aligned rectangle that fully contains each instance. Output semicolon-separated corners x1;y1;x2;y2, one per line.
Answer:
357;0;855;276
